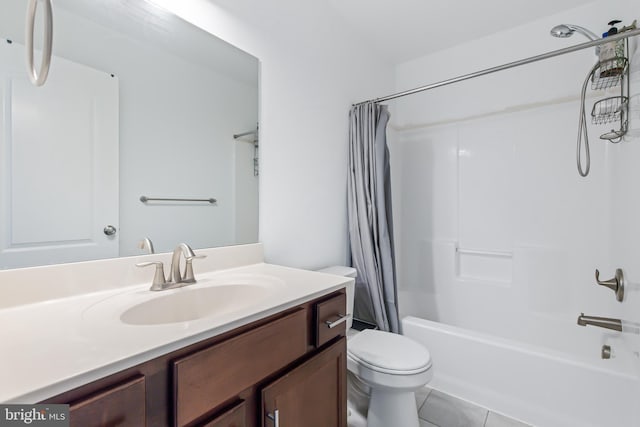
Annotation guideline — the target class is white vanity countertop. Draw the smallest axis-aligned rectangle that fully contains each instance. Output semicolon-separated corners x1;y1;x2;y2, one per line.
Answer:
0;261;351;403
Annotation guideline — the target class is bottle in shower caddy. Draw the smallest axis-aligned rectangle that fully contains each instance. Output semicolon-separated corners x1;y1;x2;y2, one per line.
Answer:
599;20;625;77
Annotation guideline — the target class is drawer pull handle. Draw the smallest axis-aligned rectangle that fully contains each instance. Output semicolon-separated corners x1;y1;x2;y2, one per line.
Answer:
325;314;348;329
266;409;280;427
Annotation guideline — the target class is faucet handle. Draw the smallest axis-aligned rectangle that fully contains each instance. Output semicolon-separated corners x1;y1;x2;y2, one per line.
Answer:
595;268;625;302
136;261;167;291
183;254;207;283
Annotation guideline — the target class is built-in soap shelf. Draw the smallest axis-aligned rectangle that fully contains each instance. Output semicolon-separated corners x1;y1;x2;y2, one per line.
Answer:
454;244;513;284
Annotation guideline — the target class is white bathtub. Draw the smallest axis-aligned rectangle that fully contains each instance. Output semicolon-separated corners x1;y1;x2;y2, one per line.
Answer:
402;316;640;427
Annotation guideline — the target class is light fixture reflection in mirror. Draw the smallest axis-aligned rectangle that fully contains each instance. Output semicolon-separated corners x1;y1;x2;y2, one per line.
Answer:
0;0;259;270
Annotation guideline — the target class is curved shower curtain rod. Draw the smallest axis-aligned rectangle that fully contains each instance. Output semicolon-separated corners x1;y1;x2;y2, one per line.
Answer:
353;28;640;107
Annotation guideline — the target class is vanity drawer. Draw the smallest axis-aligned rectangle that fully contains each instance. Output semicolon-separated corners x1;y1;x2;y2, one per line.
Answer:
315;292;347;347
173;308;308;426
69;375;145;427
199;400;246;427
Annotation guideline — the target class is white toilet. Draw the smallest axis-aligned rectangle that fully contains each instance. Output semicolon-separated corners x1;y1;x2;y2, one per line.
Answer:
318;266;433;427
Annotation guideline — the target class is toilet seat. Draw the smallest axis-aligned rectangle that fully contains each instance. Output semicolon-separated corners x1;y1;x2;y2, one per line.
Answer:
347;329;432;375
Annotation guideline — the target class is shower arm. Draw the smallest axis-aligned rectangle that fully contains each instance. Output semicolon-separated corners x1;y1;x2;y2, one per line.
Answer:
562;25;600;55
564;25;600;41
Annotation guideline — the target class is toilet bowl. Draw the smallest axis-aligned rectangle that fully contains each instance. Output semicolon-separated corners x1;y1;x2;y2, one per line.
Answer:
317;266;433;427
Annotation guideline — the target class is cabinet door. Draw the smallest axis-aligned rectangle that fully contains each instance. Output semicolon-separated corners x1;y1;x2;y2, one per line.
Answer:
261;337;346;427
69;375;145;427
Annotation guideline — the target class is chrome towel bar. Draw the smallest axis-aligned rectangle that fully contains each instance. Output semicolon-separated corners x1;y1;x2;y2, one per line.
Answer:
140;196;216;204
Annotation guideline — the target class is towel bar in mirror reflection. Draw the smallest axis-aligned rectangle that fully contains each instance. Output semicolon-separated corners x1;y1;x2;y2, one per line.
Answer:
140;196;217;204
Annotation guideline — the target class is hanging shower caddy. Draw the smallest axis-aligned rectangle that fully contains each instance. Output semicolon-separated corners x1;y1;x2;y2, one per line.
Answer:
590;55;629;141
575;20;636;176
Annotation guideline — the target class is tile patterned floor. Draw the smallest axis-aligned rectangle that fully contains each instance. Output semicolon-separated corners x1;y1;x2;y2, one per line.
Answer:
415;388;531;427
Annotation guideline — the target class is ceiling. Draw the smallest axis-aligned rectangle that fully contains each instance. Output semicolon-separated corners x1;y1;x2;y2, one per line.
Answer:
52;0;259;85
212;0;592;64
326;0;592;63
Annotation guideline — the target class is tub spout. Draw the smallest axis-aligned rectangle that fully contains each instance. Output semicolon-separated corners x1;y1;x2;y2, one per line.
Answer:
577;313;622;332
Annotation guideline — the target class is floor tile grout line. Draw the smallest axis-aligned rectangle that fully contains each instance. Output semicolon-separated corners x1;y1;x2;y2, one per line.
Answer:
417;387;433;412
416;387;529;427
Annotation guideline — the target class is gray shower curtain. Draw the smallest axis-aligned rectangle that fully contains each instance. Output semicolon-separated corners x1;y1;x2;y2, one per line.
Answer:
347;102;399;333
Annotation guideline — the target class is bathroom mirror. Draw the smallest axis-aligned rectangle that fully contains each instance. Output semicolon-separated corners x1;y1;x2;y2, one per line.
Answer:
0;0;259;269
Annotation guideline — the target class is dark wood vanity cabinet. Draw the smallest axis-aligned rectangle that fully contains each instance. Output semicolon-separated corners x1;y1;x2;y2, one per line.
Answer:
42;290;347;427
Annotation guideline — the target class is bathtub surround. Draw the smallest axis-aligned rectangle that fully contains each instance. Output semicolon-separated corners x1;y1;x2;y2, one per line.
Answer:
384;0;640;425
348;103;399;333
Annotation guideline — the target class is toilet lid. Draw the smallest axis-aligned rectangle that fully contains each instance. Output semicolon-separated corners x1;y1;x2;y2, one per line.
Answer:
348;329;431;374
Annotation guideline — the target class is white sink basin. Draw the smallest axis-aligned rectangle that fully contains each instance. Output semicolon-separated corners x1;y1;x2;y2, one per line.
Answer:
82;273;286;326
120;284;269;325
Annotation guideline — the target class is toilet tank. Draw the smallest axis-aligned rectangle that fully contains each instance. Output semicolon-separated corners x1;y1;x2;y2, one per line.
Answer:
316;266;357;330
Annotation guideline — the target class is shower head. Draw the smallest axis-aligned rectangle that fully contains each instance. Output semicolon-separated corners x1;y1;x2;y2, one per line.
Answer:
550;24;600;56
550;24;599;41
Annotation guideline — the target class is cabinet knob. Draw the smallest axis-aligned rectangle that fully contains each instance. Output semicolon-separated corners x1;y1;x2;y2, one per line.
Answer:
266;409;280;427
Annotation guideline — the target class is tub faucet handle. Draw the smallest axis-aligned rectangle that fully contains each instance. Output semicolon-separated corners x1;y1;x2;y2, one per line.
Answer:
595;268;625;302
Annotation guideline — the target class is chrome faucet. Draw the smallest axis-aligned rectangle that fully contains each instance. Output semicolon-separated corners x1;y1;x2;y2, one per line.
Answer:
136;243;206;291
170;243;199;284
577;313;622;332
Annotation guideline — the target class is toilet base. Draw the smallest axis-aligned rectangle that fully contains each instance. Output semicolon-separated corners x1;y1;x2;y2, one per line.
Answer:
367;388;420;427
347;401;367;427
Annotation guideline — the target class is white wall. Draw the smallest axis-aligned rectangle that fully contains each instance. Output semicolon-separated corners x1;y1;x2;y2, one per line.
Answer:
150;0;394;270
390;0;640;380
